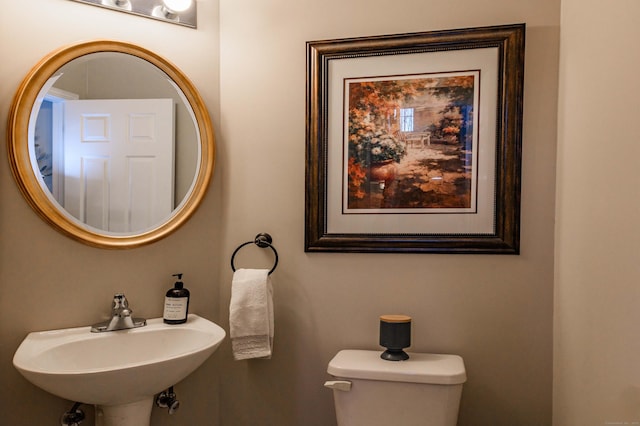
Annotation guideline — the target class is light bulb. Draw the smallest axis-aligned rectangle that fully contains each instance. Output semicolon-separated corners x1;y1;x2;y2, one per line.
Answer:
162;0;193;12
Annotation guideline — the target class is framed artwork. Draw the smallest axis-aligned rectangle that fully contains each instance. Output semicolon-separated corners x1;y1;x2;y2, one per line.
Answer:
305;24;525;254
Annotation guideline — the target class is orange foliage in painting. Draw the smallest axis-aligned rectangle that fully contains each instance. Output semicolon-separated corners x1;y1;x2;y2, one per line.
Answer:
348;79;430;120
439;75;474;88
347;157;367;199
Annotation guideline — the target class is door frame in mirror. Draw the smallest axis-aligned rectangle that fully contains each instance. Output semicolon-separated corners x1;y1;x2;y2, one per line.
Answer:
7;40;215;249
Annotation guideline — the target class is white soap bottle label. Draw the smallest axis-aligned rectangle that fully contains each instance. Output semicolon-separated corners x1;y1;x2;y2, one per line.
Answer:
164;297;188;320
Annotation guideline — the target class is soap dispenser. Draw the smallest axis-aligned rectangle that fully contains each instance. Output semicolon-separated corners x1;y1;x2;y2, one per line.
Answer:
163;273;190;324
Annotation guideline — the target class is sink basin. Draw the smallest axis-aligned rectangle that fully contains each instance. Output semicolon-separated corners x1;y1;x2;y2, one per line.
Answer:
13;314;225;425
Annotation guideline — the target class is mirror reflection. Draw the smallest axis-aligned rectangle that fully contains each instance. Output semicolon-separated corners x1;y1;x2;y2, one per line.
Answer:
7;40;215;248
31;52;199;234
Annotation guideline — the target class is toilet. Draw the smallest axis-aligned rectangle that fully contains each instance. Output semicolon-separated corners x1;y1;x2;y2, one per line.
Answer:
325;349;466;426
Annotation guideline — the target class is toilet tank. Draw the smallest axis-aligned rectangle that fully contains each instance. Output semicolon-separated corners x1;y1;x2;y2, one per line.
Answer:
326;350;466;426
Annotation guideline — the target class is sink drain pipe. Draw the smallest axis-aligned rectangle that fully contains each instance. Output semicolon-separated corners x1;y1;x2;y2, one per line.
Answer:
60;402;85;425
156;386;180;414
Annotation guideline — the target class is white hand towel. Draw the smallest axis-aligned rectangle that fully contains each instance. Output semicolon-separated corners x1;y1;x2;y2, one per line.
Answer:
229;268;274;360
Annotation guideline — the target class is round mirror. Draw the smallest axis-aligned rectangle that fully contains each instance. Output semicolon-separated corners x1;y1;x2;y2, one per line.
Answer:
7;40;215;248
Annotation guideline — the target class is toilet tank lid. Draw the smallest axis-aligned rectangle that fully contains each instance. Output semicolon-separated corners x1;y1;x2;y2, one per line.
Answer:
327;350;466;385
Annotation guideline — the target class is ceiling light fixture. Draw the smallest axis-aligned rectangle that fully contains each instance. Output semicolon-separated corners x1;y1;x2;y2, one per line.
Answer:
152;0;193;22
101;0;132;11
68;0;197;28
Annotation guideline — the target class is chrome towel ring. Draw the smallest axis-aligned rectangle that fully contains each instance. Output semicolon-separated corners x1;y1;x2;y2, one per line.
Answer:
230;233;279;275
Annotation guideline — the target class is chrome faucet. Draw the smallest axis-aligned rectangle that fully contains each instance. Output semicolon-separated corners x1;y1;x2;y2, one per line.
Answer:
91;293;147;332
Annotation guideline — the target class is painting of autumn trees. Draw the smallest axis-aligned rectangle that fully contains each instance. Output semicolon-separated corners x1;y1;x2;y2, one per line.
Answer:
345;72;477;212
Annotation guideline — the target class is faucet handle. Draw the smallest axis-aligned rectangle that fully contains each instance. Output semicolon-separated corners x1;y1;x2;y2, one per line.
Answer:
112;293;129;310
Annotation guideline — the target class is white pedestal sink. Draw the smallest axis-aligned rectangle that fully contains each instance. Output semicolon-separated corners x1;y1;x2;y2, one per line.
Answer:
13;314;226;426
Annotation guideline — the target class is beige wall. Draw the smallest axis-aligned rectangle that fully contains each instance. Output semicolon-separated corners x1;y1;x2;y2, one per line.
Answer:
0;1;559;426
218;1;558;425
554;0;640;424
0;1;221;425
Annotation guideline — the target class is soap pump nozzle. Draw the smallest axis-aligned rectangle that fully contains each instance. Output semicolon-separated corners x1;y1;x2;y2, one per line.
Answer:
172;273;183;289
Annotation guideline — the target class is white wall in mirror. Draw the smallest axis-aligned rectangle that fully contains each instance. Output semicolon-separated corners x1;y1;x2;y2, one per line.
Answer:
44;52;199;212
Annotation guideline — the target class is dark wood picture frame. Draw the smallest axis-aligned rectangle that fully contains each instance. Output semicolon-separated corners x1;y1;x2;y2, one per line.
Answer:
305;24;525;254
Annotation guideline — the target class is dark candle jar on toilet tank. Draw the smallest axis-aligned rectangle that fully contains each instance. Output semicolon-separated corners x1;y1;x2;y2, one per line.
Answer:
379;314;411;361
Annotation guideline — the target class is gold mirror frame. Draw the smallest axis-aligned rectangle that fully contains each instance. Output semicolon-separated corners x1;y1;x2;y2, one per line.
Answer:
7;40;215;249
